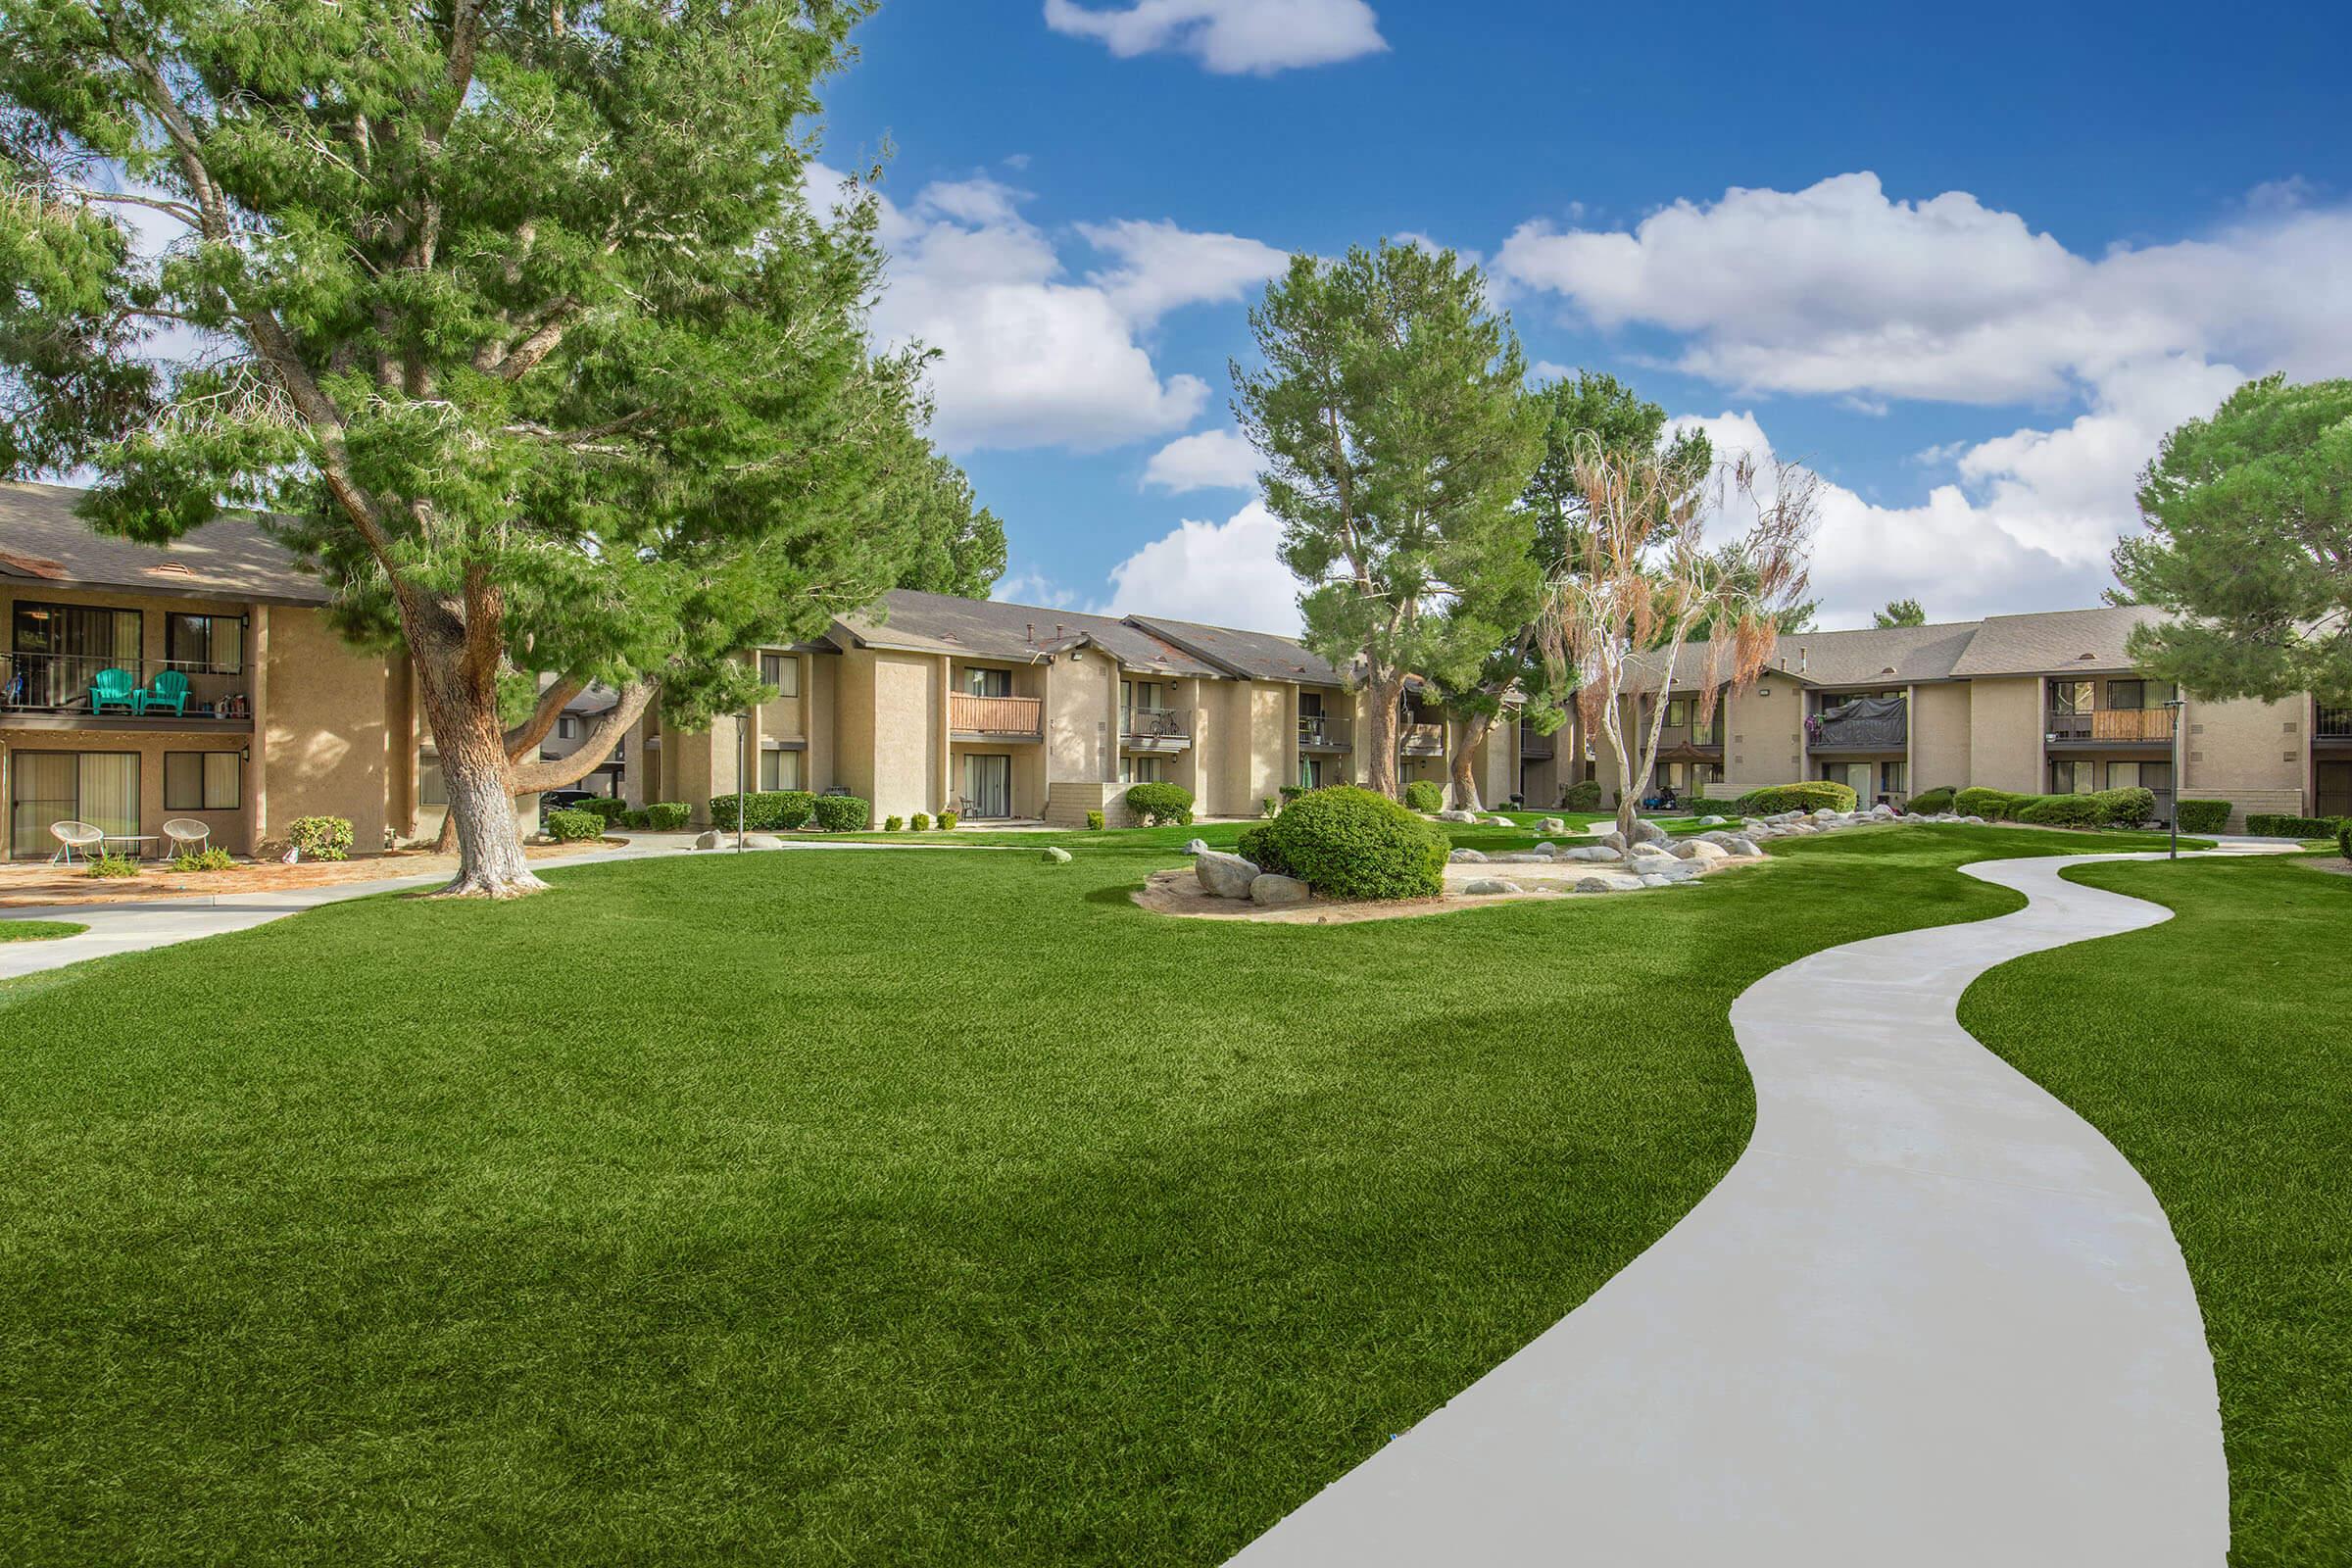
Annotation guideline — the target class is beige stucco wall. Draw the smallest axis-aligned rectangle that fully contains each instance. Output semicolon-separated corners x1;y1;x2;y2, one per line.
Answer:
1910;681;1974;795
1048;653;1112;787
1723;677;1804;796
1;729;253;858
1967;676;2044;795
258;606;389;851
2184;693;2305;823
834;646;945;822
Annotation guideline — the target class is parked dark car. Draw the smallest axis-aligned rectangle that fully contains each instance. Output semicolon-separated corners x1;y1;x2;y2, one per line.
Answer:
538;789;603;822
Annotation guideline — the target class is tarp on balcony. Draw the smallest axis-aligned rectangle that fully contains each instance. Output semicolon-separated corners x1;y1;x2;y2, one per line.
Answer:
1814;695;1908;749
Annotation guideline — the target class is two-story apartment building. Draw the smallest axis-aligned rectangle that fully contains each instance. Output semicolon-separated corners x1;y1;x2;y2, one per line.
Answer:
1595;607;2323;828
631;590;1527;827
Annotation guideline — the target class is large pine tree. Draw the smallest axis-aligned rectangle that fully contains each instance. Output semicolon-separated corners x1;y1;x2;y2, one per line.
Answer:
0;0;988;894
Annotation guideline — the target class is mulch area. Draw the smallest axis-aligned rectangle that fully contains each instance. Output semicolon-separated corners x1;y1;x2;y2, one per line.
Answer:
0;840;604;906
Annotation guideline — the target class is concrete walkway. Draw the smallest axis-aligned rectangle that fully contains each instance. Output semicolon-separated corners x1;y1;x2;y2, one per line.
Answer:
1231;848;2271;1567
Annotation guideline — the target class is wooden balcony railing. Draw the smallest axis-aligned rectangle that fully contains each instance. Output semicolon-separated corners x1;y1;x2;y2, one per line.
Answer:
2048;708;2176;742
1121;707;1189;740
1298;714;1351;750
949;692;1043;737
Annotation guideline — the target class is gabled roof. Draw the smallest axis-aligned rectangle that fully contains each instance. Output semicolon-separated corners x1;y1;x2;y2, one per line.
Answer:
1765;620;1984;687
1122;613;1350;686
0;480;327;605
834;589;1296;681
1947;605;2170;677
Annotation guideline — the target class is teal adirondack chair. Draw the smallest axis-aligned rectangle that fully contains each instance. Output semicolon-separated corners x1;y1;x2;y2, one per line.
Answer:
88;666;138;715
136;668;191;716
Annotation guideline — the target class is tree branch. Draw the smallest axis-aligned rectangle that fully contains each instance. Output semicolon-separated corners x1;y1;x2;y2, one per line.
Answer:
505;676;586;762
510;682;656;795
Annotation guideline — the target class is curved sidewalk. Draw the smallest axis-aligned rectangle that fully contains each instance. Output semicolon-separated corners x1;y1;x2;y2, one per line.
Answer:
1232;851;2241;1567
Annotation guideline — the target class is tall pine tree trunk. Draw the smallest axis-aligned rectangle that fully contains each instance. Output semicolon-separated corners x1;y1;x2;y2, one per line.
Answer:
407;616;546;899
1361;671;1404;798
1448;711;1494;810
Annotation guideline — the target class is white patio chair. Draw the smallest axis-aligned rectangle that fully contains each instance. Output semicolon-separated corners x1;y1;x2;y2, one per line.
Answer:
163;818;213;857
49;820;104;866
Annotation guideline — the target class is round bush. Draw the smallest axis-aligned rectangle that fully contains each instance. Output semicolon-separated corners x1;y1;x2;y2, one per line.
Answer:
1953;787;2028;820
2016;794;2106;827
2096;786;2156;828
809;795;869;831
1559;778;1602;811
1737;781;1858;815
910;812;930;832
1401;779;1446;813
1234;784;1446;901
2338;821;2351;860
286;814;353;860
2175;799;2231;833
582;797;630;823
545;808;606;842
1124;781;1194;826
643;802;690;831
1905;786;1957;814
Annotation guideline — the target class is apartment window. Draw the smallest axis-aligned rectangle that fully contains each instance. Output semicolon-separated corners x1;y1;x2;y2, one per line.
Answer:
1664;698;1689;728
1881;760;1907;795
11;603;142;708
9;751;138;855
1119;754;1167;785
417;757;448;808
760;653;800;698
1692;700;1719;744
2050;680;2095;715
2105;678;2174;711
2108;761;2173;793
163;750;240;811
759;749;803;791
557;715;579;740
962;666;1011;698
2049;760;2096;795
166;612;243;674
1299;690;1326;718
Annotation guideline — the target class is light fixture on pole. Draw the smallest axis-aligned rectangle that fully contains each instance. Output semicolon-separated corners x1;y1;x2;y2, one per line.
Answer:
737;710;749;853
2164;696;2186;859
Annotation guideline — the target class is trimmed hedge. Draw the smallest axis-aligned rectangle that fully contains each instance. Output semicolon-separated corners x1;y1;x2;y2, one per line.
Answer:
910;813;930;832
644;802;690;831
2097;787;2157;828
2339;821;2351;860
2245;813;2347;839
544;808;606;842
1954;787;2027;819
1738;781;1859;815
884;815;904;832
582;797;630;823
707;790;815;831
809;795;869;832
1906;786;1957;814
1676;797;1748;817
286;815;353;860
2175;799;2230;833
1558;779;1602;811
2016;794;2107;827
1124;782;1194;826
1401;780;1446;813
1235;784;1447;901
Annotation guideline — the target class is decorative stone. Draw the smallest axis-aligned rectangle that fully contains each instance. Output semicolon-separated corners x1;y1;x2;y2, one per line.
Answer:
1195;850;1260;899
1494;852;1549;863
1540;817;1567;834
1463;878;1521;896
1725;836;1763;858
1595;829;1627;852
1041;846;1072;863
1183;837;1209;856
1680;839;1731;861
1640;873;1677;889
1250;872;1311;906
1697;814;1729;825
1448;848;1489;863
1486;814;1513;827
1962;814;1986;824
1564;845;1621;862
1631;818;1669;845
1575;876;1617;893
1439;808;1482;823
692;829;724;850
1531;841;1563;856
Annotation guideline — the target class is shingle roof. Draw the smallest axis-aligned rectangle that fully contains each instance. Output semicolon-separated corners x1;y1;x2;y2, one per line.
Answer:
1765;620;1985;686
0;480;327;604
1947;605;2170;677
833;589;1227;678
1121;614;1350;686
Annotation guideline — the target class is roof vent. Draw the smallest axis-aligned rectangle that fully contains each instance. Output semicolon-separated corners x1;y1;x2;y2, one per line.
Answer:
1882;665;1896;675
1797;646;1808;674
2079;652;2095;661
144;563;195;577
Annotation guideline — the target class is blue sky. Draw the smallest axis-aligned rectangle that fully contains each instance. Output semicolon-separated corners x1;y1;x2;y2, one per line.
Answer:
821;0;2352;631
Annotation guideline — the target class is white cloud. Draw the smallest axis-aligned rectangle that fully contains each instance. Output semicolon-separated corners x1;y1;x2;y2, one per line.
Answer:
1143;426;1260;491
1102;500;1299;633
811;166;1284;452
1498;171;2352;406
1044;0;1387;74
992;570;1083;611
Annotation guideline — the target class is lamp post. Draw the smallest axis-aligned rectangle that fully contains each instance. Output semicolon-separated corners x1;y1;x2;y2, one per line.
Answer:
2164;696;2186;859
736;710;749;853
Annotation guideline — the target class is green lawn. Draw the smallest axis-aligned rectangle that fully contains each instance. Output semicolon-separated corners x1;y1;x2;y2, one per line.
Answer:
0;920;86;942
0;825;2253;1562
1960;855;2352;1567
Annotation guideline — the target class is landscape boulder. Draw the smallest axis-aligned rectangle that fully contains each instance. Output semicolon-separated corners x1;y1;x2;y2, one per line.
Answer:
1564;845;1621;862
1725;836;1763;858
1448;848;1490;863
692;829;724;851
1250;873;1311;906
1463;878;1521;896
1195;850;1260;899
1438;808;1482;824
1183;838;1209;857
1639;873;1678;889
1041;847;1072;864
1679;839;1731;861
1697;814;1728;826
1594;829;1627;852
1575;876;1618;893
1631;818;1669;845
1540;817;1567;834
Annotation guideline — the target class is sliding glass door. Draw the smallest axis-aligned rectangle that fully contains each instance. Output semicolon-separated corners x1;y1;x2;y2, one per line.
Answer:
8;751;138;856
961;754;1011;818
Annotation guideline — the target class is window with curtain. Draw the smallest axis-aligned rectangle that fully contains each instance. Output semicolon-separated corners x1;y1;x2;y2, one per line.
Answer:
557;715;578;740
962;666;1010;697
2050;680;2094;714
760;653;800;698
2049;760;2096;794
417;758;448;808
75;753;140;837
166;612;243;673
8;752;77;856
165;751;240;810
759;750;802;791
1882;760;1907;794
1665;698;1688;727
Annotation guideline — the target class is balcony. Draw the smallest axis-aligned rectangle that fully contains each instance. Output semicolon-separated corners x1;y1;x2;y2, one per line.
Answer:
1;652;254;732
1298;713;1352;752
1399;721;1446;757
949;691;1043;739
2046;707;2176;744
1121;706;1191;754
1807;696;1907;753
2317;706;2352;745
1519;726;1554;759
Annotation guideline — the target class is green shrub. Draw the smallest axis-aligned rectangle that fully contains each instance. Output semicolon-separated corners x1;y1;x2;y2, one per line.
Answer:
1678;797;1747;817
809;795;868;831
582;797;630;823
2245;812;2344;839
1953;787;2027;819
2016;793;2107;827
1123;781;1194;826
938;810;957;831
1738;781;1858;815
707;790;815;832
1401;779;1446;813
2338;821;2351;860
910;812;930;832
1235;784;1446;901
1906;786;1957;814
1278;784;1306;803
1086;809;1105;831
2095;787;2157;828
80;852;140;879
1262;796;1280;817
2175;799;2231;833
884;815;904;832
286;815;353;860
1559;778;1602;811
545;808;606;842
170;846;237;872
619;808;651;830
644;802;690;831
